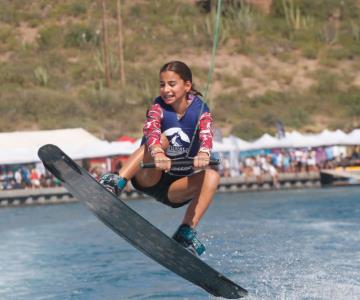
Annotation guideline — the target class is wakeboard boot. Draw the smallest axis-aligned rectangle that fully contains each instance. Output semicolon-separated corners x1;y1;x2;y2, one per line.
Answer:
172;224;206;256
99;173;127;196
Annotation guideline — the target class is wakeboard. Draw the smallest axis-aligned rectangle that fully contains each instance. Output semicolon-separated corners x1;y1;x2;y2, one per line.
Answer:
38;144;248;299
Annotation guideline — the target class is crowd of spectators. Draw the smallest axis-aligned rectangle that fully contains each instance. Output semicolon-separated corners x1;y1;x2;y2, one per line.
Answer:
0;164;62;191
218;146;360;186
1;146;359;191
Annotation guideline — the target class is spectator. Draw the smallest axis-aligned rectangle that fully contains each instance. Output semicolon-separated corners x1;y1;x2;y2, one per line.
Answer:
252;161;262;184
283;153;291;172
14;169;22;189
269;164;280;189
222;157;231;177
20;166;31;188
30;167;41;189
307;150;317;172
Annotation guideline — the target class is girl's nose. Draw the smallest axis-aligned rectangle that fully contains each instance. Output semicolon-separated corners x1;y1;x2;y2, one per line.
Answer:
164;84;171;92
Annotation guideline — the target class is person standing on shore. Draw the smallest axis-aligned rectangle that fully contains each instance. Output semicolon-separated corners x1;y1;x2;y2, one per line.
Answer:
99;61;220;256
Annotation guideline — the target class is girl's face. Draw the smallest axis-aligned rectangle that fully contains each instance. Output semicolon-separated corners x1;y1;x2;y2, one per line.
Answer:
159;71;191;106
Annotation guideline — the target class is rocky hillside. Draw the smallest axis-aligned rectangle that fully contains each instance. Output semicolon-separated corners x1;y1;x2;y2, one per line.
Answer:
0;0;359;140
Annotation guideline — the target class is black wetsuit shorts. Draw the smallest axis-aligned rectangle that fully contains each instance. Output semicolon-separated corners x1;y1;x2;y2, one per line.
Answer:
131;172;191;208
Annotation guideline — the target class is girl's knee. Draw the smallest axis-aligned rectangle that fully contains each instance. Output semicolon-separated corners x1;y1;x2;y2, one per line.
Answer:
205;169;220;184
135;169;162;188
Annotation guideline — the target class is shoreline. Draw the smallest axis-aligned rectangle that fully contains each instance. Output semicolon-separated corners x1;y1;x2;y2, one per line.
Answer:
0;172;322;208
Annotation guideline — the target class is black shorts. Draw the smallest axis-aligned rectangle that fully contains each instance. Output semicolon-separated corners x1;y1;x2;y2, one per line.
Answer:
130;172;191;208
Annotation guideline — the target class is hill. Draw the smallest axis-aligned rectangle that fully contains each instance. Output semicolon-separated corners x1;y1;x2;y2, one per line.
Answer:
0;0;360;140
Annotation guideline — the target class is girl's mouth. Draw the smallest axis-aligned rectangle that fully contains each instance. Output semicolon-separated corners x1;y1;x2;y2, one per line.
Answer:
163;95;175;101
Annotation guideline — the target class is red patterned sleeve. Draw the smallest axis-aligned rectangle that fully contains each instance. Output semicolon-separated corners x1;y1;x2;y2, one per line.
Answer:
198;112;213;155
143;103;163;149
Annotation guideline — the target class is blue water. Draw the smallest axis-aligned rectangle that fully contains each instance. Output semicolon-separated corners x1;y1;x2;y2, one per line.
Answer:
1;187;360;300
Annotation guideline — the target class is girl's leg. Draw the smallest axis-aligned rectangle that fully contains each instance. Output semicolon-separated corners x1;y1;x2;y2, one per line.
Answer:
118;135;169;188
167;169;220;228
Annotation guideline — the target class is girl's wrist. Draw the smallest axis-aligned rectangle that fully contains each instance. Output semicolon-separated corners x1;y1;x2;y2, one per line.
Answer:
150;147;165;158
198;148;210;157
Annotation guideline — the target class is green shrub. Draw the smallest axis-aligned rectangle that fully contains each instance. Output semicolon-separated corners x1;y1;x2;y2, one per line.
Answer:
349;20;360;42
287;109;310;128
38;25;64;49
0;88;86;128
325;45;359;61
0;62;28;87
64;24;99;49
338;88;360;117
311;70;341;95
55;1;90;18
0;1;19;24
301;43;319;59
233;121;263;140
272;0;359;20
67;2;88;17
0;25;13;44
223;2;259;36
0;24;19;51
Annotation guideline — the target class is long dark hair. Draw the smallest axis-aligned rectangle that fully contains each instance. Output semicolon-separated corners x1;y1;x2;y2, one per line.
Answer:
160;61;203;97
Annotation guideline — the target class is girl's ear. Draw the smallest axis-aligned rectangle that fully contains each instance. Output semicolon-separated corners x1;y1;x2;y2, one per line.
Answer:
185;80;192;92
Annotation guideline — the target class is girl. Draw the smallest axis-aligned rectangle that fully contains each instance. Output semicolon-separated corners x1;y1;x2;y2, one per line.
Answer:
100;61;220;256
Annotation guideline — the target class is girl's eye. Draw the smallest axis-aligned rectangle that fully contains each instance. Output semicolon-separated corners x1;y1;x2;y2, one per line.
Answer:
160;82;176;88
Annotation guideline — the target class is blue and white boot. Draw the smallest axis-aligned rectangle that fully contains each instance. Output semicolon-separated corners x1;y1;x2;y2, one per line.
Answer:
172;224;206;256
99;173;128;196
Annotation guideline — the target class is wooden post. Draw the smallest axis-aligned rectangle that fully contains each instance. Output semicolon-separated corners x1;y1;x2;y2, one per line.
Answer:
116;0;126;86
101;0;111;88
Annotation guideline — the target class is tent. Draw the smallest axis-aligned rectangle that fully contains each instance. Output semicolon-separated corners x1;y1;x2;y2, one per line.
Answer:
212;141;236;153
249;133;281;150
239;129;360;151
222;135;251;151
0;128;138;165
276;131;319;148
2;127;359;166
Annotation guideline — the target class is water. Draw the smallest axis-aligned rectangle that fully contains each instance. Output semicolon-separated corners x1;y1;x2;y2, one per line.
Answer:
0;187;360;300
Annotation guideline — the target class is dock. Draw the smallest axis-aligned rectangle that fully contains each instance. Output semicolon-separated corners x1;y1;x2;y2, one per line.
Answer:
0;172;321;208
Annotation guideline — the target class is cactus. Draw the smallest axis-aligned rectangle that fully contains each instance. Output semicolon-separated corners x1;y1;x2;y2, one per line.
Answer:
282;0;313;31
34;66;49;87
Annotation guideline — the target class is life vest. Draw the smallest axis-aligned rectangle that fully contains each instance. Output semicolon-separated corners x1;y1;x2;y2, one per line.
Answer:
154;95;209;176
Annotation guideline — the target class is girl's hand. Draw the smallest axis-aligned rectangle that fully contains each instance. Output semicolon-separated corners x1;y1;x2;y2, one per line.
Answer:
193;152;210;169
154;152;171;172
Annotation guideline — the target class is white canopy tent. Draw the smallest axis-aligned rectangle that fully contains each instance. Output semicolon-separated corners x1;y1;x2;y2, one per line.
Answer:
240;129;360;151
1;127;359;166
310;129;348;147
332;129;360;146
248;133;281;150
222;135;251;151
286;129;360;148
0;128;138;165
347;129;360;144
220;135;252;176
212;140;236;152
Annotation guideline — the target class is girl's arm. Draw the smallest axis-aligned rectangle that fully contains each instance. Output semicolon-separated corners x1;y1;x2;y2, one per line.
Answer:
143;103;163;152
143;103;172;171
198;112;213;156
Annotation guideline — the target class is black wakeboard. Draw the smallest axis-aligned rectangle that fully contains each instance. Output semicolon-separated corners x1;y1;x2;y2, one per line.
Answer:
38;144;248;299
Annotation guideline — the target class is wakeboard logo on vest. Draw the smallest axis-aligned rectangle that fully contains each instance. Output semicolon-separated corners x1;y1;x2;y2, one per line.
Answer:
164;127;190;156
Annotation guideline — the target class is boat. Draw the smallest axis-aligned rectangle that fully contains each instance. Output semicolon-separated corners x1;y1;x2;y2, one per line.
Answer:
320;165;360;187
